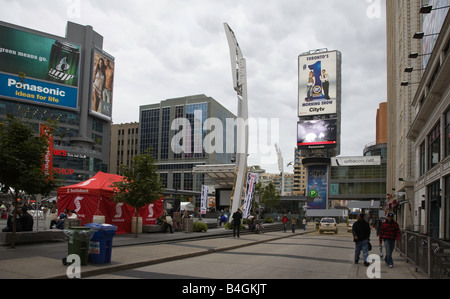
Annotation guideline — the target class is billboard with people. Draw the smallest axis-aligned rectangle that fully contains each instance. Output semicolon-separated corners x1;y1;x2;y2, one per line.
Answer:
298;50;341;117
90;47;115;120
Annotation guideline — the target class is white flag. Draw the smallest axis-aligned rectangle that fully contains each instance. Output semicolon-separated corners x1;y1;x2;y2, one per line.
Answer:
201;185;208;214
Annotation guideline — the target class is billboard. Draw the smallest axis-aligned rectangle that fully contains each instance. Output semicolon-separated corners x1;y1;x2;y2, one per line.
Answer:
298;51;341;116
0;24;80;110
307;165;328;210
90;48;115;120
297;119;337;149
331;156;381;166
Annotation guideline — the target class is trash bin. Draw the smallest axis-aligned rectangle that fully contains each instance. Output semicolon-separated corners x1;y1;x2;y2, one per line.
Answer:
63;226;94;266
183;218;194;233
85;223;118;264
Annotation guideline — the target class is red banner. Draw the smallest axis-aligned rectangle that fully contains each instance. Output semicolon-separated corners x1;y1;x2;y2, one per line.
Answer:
39;124;53;178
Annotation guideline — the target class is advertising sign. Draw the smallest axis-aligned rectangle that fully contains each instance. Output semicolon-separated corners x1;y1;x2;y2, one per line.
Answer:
0;24;80;110
331;156;381;167
91;48;115;119
298;51;340;116
243;172;258;218
40;124;53;178
297;119;337;149
201;185;208;214
307;165;328;210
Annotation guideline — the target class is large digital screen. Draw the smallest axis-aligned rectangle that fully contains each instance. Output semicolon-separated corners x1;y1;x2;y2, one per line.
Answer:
0;23;80;110
298;51;340;116
307;165;328;210
297;119;337;149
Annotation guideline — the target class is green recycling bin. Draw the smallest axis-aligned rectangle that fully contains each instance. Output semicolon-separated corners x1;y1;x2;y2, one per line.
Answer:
63;226;94;266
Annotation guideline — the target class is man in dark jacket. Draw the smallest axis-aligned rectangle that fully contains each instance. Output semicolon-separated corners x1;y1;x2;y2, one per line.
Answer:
232;208;242;238
379;212;401;268
20;207;34;231
352;213;371;266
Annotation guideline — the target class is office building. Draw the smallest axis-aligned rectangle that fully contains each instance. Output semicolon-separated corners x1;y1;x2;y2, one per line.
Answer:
0;21;114;186
387;0;450;240
405;3;450;240
139;94;236;192
110;122;139;175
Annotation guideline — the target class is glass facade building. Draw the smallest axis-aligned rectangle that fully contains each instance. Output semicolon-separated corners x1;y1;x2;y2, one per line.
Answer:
139;94;236;192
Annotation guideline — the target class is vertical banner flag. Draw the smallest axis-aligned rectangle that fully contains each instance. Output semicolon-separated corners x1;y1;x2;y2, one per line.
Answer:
39;123;53;178
243;172;259;218
201;185;208;214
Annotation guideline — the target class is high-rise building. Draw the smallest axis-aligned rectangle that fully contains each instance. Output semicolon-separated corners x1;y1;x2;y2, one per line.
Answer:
404;1;450;240
0;21;114;186
293;148;307;195
139;94;236;192
110;122;139;175
387;0;450;240
386;0;422;228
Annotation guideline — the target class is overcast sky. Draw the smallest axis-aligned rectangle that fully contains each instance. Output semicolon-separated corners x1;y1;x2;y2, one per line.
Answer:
0;0;387;173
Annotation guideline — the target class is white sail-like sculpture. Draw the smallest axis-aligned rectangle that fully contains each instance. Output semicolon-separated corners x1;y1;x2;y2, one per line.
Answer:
224;23;249;214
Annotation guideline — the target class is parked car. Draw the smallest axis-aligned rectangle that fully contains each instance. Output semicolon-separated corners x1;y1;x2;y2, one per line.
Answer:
319;218;338;234
347;219;357;232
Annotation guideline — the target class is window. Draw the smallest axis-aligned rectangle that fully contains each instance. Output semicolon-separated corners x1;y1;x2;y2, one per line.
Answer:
173;173;181;190
184;172;193;191
445;109;450;157
420;141;426;176
159;173;168;188
161;107;170;159
140;108;160;158
428;123;440;170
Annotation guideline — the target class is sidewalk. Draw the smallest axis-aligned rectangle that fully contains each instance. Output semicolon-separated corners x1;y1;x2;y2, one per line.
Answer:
347;248;429;279
0;220;429;279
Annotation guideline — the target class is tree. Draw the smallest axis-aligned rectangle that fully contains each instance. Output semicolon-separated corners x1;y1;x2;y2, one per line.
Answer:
111;149;164;237
261;182;281;213
0;114;59;248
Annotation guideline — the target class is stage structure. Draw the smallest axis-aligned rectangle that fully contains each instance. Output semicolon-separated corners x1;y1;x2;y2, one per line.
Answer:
224;23;249;214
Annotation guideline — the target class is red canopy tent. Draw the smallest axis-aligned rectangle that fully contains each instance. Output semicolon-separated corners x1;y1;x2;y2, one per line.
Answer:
57;171;163;234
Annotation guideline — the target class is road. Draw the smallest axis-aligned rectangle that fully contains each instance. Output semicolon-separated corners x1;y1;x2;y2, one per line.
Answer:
90;225;356;279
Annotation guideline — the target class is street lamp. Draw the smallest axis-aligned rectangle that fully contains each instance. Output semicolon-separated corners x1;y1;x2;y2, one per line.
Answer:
404;67;425;73
419;4;450;14
401;81;420;87
409;52;432;59
413;32;439;39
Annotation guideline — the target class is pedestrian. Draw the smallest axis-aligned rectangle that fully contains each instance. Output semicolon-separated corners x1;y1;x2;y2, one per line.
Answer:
302;218;307;231
379;212;401;268
158;210;173;233
352;213;371;266
218;214;227;226
20;206;34;231
2;208;22;232
232;208;242;238
50;208;68;229
291;216;297;233
282;214;289;232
